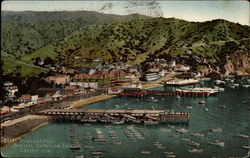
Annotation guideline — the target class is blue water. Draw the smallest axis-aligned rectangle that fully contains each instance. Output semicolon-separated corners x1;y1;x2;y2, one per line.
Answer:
2;82;250;158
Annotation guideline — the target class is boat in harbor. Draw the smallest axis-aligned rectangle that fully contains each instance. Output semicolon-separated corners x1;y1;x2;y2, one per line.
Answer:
144;120;158;125
238;134;249;139
70;145;81;150
187;106;192;109
191;133;205;137
165;154;176;157
111;119;125;125
164;152;174;155
176;95;181;99
219;105;227;109
91;152;102;155
188;141;200;147
141;151;150;154
208;140;224;147
176;87;219;95
165;79;199;86
176;128;188;133
204;108;209;112
181;138;190;141
212;128;223;132
242;85;250;88
188;149;203;153
242;145;250;149
197;100;206;104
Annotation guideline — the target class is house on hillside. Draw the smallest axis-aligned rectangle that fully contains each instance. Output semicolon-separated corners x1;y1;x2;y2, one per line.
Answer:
3;82;18;99
44;75;70;85
16;94;38;105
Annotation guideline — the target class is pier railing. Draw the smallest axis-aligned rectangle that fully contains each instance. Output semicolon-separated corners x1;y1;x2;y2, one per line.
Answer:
38;109;189;124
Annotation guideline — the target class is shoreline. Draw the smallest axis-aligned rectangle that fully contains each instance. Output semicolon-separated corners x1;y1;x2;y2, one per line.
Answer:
0;82;164;150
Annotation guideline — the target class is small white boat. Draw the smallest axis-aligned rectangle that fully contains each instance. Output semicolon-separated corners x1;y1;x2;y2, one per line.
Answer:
204;108;209;112
242;145;250;149
164;152;174;155
188;149;203;153
144;120;158;125
197;100;206;104
218;88;225;91
141;151;150;154
234;83;240;87
165;155;176;158
176;128;188;133
188;141;200;147
187;106;193;109
176;95;181;99
91;152;102;155
181;138;190;141
191;133;204;137
242;85;250;88
208;140;224;147
111;119;125;125
212;128;223;132
238;134;249;139
219;105;227;109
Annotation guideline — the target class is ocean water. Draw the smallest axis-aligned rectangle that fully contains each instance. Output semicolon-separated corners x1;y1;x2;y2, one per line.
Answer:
2;81;250;158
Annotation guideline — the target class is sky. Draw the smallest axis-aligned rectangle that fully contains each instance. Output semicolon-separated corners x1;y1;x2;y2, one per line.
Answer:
2;0;249;25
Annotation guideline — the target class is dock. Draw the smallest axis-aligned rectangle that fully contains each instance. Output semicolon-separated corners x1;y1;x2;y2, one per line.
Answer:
39;109;189;124
119;90;211;97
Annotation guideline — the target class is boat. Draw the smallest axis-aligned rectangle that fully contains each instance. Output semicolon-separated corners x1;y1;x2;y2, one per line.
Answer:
204;108;209;112
144;120;158;125
191;133;204;137
176;128;188;133
187;106;192;109
111;119;125;125
165;79;199;86
197;100;206;104
219;105;226;109
70;145;81;150
212;128;223;132
141;151;150;154
242;145;250;149
75;155;84;158
164;152;174;155
91;152;102;155
132;119;141;123
165;155;176;157
238;134;249;139
218;88;225;91
242;85;250;88
177;87;219;95
111;141;122;145
181;138;190;141
208;140;224;147
188;149;203;153
176;95;181;99
188;141;200;147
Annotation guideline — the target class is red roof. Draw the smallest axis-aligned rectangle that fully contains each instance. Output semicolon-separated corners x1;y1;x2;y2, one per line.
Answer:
16;95;31;101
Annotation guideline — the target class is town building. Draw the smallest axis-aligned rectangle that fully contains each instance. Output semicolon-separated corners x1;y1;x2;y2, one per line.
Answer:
3;82;18;99
44;75;70;85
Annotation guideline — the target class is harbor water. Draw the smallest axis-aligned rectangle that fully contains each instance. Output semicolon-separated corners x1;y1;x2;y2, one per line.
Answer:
2;81;250;158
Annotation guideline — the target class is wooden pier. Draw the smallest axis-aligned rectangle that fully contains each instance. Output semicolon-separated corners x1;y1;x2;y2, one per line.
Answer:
39;109;189;124
119;90;210;97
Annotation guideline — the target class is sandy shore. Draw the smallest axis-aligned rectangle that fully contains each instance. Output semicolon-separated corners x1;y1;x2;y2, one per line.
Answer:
70;94;116;108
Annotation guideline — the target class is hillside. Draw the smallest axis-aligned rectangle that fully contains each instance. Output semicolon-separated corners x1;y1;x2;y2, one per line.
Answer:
2;11;250;77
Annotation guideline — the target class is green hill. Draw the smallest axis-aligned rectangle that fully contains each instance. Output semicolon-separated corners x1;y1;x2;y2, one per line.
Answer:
2;11;250;77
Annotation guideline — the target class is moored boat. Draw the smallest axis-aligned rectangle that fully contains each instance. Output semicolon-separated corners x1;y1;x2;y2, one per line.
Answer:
242;145;250;149
176;128;188;133
212;128;223;132
238;134;249;139
208;140;224;147
188;141;200;147
141;151;150;154
188;149;203;153
191;133;204;137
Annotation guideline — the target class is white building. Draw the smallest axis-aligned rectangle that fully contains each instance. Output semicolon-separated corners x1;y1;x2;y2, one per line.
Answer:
3;82;18;98
70;82;98;89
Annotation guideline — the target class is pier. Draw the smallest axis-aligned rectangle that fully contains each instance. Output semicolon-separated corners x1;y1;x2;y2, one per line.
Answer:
39;109;189;124
119;90;210;97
